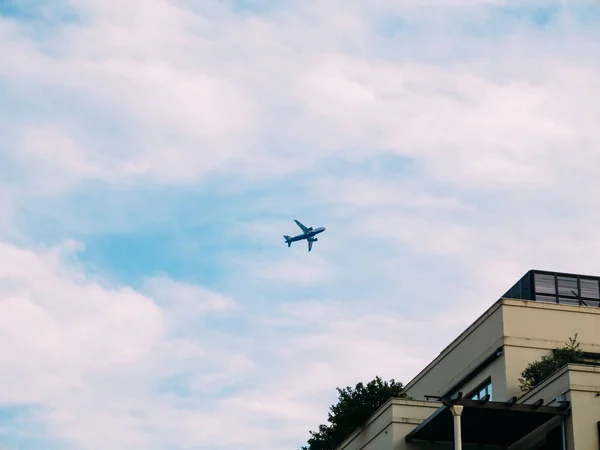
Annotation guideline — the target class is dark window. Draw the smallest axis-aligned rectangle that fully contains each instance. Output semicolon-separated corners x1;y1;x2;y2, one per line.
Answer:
469;380;492;401
535;273;556;295
536;294;558;303
557;276;578;297
581;279;600;300
531;271;600;307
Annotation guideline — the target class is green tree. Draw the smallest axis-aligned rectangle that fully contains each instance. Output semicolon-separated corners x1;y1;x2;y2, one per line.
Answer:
519;333;584;392
301;376;410;450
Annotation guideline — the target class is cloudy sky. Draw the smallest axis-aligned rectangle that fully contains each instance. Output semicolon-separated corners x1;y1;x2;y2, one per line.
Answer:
1;0;600;448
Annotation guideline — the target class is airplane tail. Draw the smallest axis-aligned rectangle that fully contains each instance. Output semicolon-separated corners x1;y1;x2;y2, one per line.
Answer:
283;235;292;247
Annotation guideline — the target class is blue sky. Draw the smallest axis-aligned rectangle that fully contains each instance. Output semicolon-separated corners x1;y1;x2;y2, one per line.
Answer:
1;0;600;449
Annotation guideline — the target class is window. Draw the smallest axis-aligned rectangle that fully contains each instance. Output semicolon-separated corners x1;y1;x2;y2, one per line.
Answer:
469;380;492;401
533;271;600;307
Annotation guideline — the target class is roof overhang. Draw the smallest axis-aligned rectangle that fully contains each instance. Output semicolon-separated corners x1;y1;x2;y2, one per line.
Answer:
405;398;570;446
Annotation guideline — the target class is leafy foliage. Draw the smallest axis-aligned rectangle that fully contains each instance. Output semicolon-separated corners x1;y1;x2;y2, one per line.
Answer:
518;333;584;392
300;376;410;450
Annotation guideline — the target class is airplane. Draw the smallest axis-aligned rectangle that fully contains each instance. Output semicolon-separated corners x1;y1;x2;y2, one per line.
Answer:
283;220;327;252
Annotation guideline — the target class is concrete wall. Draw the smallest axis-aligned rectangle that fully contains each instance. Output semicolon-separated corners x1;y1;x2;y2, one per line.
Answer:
337;399;440;450
454;356;508;401
405;302;505;400
406;299;600;403
518;364;573;449
502;344;549;398
501;300;600;354
567;365;600;450
502;300;600;399
518;364;600;450
389;401;444;450
502;303;600;449
338;399;393;450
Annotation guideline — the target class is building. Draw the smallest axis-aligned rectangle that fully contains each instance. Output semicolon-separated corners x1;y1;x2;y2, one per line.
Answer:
337;270;600;450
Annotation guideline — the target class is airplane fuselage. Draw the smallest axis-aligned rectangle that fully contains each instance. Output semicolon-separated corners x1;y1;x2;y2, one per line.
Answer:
284;220;326;251
287;226;326;242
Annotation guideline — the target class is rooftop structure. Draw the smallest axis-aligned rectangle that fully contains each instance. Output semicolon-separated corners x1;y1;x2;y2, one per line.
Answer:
502;269;600;308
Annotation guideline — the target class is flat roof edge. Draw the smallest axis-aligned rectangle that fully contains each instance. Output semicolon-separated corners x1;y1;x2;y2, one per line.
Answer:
334;398;442;450
502;298;600;314
389;398;439;405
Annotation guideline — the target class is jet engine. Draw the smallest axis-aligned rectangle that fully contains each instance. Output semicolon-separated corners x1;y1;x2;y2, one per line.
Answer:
313;238;318;242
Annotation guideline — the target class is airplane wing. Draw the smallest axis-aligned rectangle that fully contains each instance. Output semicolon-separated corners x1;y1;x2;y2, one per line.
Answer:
308;239;313;252
294;220;311;233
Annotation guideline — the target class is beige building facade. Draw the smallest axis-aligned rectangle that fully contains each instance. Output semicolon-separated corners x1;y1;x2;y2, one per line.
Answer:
337;270;600;450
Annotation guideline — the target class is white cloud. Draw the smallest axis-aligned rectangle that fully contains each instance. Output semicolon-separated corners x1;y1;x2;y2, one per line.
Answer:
312;177;469;209
220;298;478;448
254;253;335;285
0;241;164;401
2;1;600;449
293;53;598;189
0;240;257;448
142;274;238;317
348;212;469;256
0;239;463;450
1;0;597;192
